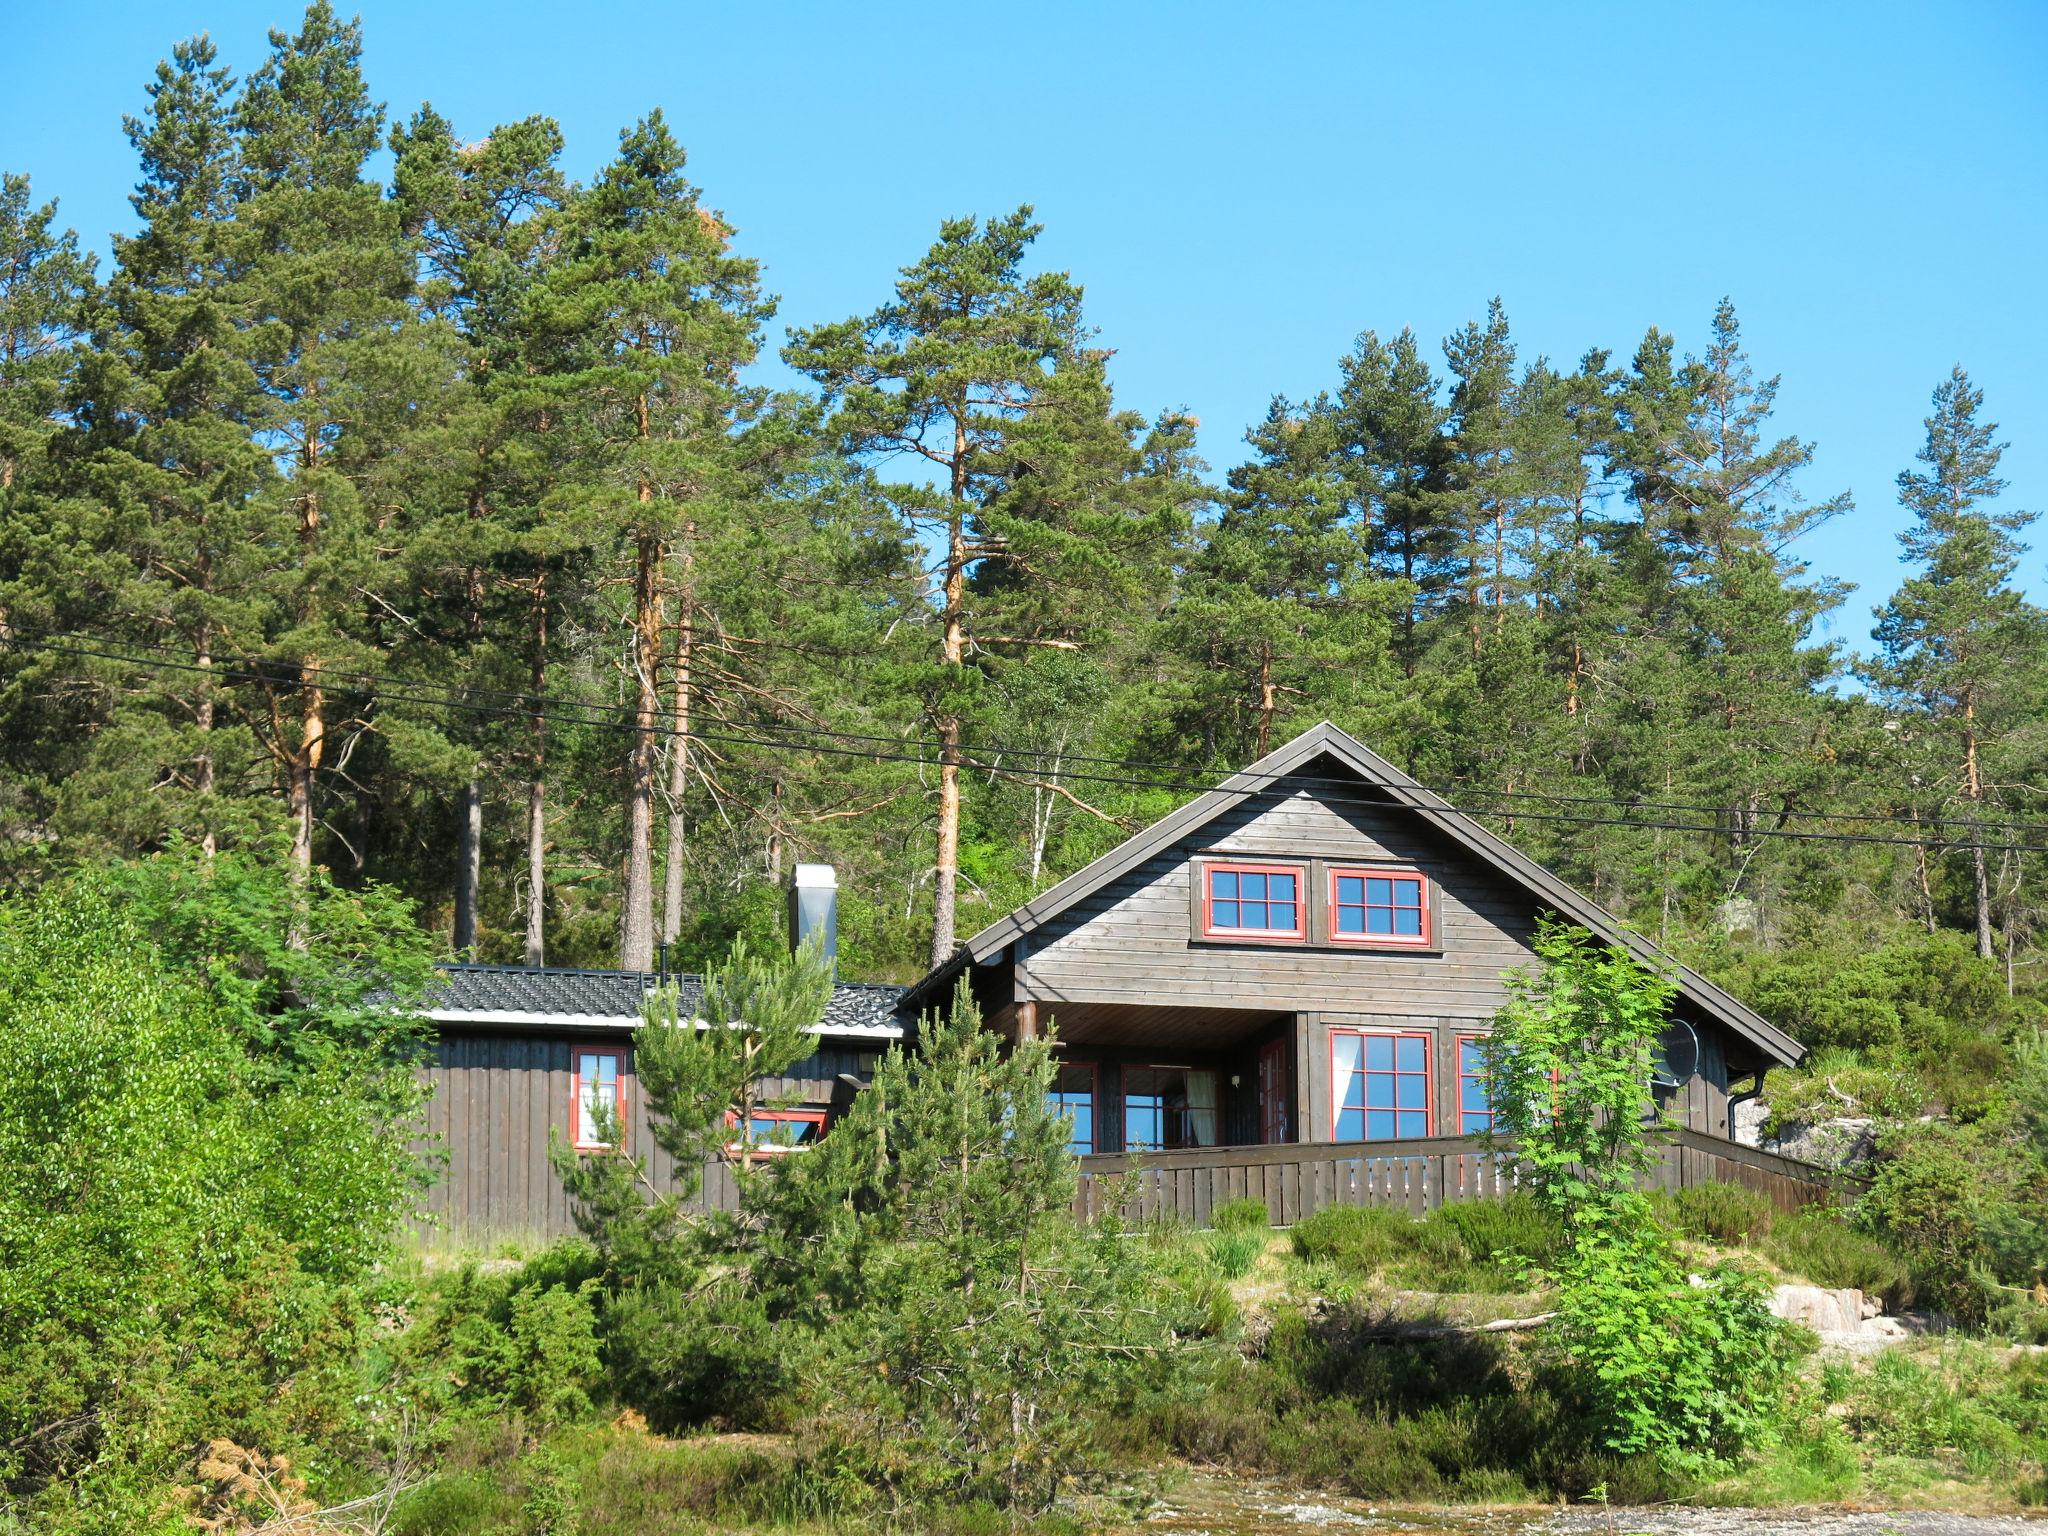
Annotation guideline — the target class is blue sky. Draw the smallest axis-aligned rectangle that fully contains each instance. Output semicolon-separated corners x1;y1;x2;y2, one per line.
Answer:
8;1;2045;653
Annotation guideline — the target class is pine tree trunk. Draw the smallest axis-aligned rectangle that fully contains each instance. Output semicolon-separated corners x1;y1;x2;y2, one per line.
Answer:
453;780;482;954
621;526;663;970
929;429;969;971
1963;693;1994;961
287;469;325;947
453;491;488;953
1468;552;1483;658
524;571;548;967
620;384;661;971
1492;501;1506;633
1257;641;1275;757
1910;806;1937;934
195;617;217;859
660;537;694;947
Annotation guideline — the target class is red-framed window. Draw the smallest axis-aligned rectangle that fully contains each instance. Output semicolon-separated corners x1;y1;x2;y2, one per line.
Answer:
573;1049;625;1150
1123;1065;1222;1150
1456;1033;1496;1134
726;1107;827;1155
1048;1062;1097;1154
1200;860;1306;942
1328;866;1431;947
1330;1029;1432;1141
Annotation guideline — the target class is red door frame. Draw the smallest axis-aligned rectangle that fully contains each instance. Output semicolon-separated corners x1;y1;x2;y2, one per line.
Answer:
1257;1037;1292;1144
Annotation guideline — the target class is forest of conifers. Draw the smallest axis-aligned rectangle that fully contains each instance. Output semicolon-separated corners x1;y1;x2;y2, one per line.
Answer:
1;4;2041;988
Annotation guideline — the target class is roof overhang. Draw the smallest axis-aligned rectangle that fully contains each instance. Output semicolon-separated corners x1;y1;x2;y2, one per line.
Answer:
425;1007;905;1040
899;721;1803;1069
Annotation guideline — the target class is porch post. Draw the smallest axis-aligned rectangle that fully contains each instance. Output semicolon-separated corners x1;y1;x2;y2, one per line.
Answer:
1012;939;1037;1042
1295;1011;1317;1144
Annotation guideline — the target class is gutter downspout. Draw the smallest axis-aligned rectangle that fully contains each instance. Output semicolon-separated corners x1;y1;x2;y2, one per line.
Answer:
1727;1068;1768;1146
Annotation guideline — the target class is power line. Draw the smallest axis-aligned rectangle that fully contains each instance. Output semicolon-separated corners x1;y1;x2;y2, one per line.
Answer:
5;628;2044;856
6;622;2037;842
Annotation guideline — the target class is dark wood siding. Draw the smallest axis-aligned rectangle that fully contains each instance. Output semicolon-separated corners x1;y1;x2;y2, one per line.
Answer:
1013;788;1739;1133
415;1032;874;1246
1021;791;1541;1018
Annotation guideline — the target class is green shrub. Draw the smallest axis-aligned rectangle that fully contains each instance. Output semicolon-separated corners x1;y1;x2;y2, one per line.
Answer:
1762;1211;1913;1308
1210;1196;1270;1231
401;1243;608;1429
1425;1194;1562;1273
1667;1181;1777;1245
1290;1204;1416;1273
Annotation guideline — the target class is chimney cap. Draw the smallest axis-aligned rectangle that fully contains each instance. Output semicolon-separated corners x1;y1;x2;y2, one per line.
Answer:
792;863;837;888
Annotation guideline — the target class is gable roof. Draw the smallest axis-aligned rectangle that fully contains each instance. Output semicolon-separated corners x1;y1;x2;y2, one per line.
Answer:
427;963;906;1039
900;721;1802;1068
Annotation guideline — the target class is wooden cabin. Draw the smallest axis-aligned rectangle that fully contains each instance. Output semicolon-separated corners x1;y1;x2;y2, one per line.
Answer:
900;721;1803;1157
417;723;1824;1243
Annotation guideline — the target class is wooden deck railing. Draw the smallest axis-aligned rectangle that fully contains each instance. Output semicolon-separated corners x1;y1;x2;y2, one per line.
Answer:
1072;1126;1859;1227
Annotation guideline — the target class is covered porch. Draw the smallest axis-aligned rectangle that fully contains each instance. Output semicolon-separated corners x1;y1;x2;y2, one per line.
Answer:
991;996;1301;1155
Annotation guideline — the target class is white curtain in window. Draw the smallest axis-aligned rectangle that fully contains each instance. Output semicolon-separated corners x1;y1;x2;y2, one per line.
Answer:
1184;1069;1220;1146
1331;1032;1362;1092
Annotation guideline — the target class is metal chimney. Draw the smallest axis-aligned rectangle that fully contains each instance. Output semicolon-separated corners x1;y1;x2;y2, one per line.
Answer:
788;864;838;975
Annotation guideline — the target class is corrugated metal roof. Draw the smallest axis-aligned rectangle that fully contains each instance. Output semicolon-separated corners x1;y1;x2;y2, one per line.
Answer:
427;963;905;1037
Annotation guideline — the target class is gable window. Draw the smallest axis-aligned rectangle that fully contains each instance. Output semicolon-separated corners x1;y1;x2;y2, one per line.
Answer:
1124;1065;1220;1150
1457;1034;1496;1134
1201;861;1305;942
574;1050;624;1149
1331;1029;1431;1140
1328;867;1430;947
1048;1062;1097;1154
728;1107;827;1154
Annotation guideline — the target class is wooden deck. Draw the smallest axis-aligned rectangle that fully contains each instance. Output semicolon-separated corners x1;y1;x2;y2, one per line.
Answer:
1071;1126;1858;1226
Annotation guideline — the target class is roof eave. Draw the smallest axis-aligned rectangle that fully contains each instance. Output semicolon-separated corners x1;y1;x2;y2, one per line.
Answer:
895;721;1804;1069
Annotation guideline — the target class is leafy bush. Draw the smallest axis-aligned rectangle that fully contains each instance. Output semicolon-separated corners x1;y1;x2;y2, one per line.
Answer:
1860;1121;1994;1321
1210;1196;1270;1231
1490;923;1797;1467
0;865;430;1524
1666;1181;1777;1245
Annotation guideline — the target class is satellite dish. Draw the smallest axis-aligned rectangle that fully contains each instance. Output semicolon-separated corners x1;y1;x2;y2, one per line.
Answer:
1650;1019;1700;1089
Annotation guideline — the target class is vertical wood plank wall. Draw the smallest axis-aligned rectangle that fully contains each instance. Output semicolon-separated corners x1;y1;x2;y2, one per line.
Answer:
415;1033;869;1247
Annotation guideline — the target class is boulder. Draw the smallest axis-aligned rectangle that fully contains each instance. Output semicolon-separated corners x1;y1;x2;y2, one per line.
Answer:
1771;1283;1867;1333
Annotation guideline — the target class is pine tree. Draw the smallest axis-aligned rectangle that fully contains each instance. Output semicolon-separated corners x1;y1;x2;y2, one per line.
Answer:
391;106;572;956
787;208;1193;967
1161;396;1398;761
1443;300;1519;656
0;174;92;498
539;112;769;969
232;4;463;889
1608;303;1849;925
1871;368;2043;960
5;36;274;857
1329;328;1453;675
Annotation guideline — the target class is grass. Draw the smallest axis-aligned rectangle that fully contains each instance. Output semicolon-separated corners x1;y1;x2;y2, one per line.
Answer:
392;1421;1099;1536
